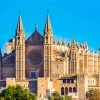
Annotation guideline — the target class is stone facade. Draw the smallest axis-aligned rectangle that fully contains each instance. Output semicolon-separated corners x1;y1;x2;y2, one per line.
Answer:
0;14;100;99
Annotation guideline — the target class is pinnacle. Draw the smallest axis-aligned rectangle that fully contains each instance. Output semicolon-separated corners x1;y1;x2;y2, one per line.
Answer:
44;14;52;33
16;15;24;35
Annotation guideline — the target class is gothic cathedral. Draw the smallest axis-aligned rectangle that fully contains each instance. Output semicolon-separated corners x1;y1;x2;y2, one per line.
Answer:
0;14;100;100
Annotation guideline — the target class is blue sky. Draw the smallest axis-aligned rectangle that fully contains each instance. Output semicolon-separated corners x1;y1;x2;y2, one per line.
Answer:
0;0;100;54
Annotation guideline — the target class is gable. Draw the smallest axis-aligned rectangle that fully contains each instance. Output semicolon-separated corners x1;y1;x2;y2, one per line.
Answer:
26;31;44;45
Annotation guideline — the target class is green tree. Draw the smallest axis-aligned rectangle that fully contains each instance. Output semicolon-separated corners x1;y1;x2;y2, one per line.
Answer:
49;91;73;100
87;89;100;100
0;85;37;100
49;91;63;100
63;95;72;100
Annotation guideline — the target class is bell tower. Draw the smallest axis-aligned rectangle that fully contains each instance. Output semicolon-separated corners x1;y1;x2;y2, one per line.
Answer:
44;14;53;78
15;15;25;80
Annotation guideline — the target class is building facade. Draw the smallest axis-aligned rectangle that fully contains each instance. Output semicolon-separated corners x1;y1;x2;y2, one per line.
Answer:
0;14;100;99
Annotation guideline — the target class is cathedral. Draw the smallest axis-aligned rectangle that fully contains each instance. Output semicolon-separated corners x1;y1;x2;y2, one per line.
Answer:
0;14;100;100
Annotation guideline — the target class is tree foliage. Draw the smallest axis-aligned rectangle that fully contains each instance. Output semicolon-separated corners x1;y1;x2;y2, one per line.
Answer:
86;88;100;100
0;85;37;100
49;91;63;100
63;95;72;100
49;91;72;100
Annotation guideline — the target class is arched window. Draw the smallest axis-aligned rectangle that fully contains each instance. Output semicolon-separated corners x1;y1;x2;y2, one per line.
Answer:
69;87;72;93
65;87;68;95
61;87;64;95
73;87;77;92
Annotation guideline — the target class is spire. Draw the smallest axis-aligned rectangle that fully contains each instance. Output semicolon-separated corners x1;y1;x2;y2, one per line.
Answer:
80;42;83;48
72;37;75;43
71;38;75;46
44;13;52;35
62;39;65;45
57;39;61;45
84;41;87;46
16;12;24;36
53;38;56;44
68;40;71;47
71;38;76;52
76;41;79;48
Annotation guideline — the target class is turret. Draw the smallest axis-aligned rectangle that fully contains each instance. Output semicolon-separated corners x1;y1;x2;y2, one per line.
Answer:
84;41;88;50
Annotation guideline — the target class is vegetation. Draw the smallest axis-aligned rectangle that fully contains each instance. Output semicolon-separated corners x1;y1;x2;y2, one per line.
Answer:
63;95;72;100
49;91;72;100
0;85;37;100
49;91;63;100
86;88;100;100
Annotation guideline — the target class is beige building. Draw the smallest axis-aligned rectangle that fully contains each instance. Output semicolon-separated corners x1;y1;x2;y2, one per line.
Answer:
0;14;100;100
